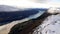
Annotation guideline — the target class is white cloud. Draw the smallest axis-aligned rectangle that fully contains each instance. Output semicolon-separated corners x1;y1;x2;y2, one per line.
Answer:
0;0;60;8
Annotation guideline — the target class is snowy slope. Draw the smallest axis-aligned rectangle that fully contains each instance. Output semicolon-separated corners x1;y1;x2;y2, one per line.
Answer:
33;14;60;34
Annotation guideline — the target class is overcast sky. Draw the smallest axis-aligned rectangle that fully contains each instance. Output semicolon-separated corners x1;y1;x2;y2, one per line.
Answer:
0;0;60;8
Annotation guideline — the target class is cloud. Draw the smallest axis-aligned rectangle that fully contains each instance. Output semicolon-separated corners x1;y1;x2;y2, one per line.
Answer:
0;0;60;8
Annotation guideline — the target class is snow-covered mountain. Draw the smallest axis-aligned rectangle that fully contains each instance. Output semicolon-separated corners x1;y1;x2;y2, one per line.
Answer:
33;14;60;34
0;5;20;11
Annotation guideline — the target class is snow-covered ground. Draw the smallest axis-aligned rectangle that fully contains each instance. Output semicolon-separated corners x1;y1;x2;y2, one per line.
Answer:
41;14;60;34
33;8;60;34
33;14;60;34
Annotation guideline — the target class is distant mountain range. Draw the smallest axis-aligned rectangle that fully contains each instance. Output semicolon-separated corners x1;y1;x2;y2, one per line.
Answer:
0;5;48;26
0;5;20;11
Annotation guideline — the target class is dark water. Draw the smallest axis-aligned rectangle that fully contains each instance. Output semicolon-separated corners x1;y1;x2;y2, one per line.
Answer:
0;8;47;25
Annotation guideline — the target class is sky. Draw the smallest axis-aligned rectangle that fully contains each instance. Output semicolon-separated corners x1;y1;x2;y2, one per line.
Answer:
50;0;60;3
0;0;60;8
